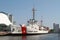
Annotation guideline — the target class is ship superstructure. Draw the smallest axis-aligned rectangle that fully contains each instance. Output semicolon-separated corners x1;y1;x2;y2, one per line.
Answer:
26;7;49;34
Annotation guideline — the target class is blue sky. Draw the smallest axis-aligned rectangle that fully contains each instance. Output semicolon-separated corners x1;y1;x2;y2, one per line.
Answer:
0;0;60;29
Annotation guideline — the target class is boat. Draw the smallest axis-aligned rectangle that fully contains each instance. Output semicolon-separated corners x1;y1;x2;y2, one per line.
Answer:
11;7;50;35
24;7;49;34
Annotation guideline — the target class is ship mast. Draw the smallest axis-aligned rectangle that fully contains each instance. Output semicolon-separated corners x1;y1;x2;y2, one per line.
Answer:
32;0;35;20
32;7;35;20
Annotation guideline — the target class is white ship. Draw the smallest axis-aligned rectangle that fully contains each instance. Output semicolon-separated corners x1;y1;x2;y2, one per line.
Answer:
23;7;49;34
11;7;49;35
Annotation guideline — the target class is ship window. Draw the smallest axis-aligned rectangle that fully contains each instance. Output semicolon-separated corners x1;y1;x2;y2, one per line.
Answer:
12;28;15;32
39;29;41;30
34;31;37;32
18;30;21;32
28;31;33;32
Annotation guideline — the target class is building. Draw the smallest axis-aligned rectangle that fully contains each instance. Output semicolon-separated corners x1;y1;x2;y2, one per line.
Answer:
0;12;12;25
0;12;13;32
53;23;59;33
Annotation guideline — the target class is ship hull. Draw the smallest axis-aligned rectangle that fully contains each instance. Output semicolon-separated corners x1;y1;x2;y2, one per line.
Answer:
11;30;49;35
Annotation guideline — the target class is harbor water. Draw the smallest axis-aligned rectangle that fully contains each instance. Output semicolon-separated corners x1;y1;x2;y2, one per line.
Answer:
0;33;60;40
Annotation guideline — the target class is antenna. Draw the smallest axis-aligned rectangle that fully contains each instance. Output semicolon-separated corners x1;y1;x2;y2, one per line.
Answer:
32;0;36;20
32;0;40;20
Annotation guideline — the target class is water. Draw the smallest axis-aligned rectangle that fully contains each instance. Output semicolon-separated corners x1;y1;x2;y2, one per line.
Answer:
0;33;59;40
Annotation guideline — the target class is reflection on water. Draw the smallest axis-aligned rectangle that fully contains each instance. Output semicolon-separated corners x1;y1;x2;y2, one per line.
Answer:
0;33;59;40
58;33;60;40
22;36;26;40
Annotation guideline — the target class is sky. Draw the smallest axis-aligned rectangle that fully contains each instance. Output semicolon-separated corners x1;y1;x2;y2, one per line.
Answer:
0;0;60;29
